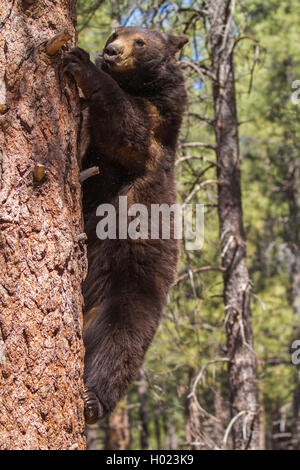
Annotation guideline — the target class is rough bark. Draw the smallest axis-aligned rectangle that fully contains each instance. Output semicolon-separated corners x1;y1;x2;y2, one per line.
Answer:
207;0;259;450
0;0;86;449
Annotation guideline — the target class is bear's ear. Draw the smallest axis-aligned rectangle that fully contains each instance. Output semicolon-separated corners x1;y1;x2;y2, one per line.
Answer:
167;34;189;55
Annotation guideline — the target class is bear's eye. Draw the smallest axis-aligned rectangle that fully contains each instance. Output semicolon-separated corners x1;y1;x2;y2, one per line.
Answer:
135;38;145;47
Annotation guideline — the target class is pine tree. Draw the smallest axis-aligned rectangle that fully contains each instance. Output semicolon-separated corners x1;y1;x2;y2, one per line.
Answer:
0;0;86;450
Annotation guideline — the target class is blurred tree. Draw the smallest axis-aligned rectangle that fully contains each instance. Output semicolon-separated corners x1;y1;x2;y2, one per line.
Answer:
206;0;259;450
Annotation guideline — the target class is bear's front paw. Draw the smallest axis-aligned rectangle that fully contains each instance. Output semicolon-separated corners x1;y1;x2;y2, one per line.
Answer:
83;387;105;424
63;47;98;97
63;47;89;76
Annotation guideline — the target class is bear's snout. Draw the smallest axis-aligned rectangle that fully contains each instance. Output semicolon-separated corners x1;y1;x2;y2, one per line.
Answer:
104;44;120;61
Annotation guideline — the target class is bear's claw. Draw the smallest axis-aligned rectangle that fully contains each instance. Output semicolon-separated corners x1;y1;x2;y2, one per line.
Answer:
83;387;104;424
63;47;99;98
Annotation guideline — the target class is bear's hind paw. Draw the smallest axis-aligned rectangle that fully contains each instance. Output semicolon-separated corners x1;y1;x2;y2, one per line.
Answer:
83;387;104;424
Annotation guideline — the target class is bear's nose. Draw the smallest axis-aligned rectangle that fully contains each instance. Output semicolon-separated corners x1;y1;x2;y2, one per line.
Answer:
104;44;120;57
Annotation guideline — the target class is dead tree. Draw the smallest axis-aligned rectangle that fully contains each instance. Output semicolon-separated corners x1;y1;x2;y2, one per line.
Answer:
206;0;259;449
0;1;86;449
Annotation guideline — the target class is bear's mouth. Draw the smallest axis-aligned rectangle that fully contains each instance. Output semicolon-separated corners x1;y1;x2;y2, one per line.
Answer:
103;53;118;65
103;51;136;72
104;55;133;71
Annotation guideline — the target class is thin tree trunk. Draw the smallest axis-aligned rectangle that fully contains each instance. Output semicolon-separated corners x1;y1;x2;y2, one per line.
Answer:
284;163;300;449
161;407;169;449
291;255;300;450
85;423;100;450
186;395;203;450
213;386;225;447
185;368;207;450
153;407;162;450
0;1;86;450
258;371;266;450
138;367;150;449
207;0;259;450
105;399;130;450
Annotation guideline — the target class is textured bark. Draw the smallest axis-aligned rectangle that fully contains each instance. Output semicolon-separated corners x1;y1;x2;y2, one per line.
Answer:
207;0;259;450
0;1;86;449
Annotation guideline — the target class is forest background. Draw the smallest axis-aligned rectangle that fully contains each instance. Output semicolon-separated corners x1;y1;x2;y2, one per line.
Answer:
77;0;300;451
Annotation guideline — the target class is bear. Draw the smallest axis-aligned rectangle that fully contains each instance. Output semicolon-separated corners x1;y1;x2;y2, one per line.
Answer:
63;26;188;424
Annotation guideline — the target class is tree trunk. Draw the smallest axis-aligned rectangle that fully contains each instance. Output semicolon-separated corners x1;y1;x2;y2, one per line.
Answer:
85;423;100;450
213;386;225;447
185;368;207;450
258;371;266;450
207;0;259;450
291;255;300;450
0;0;86;450
153;407;162;450
138;367;150;449
105;400;130;450
186;395;204;450
284;163;300;450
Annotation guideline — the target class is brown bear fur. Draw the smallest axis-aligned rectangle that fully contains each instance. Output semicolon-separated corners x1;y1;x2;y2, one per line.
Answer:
63;27;188;423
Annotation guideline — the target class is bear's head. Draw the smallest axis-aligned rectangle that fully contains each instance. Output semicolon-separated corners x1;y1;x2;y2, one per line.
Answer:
99;26;188;78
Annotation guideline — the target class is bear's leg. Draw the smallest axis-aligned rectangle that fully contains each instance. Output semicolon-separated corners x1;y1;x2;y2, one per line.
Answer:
83;295;161;423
